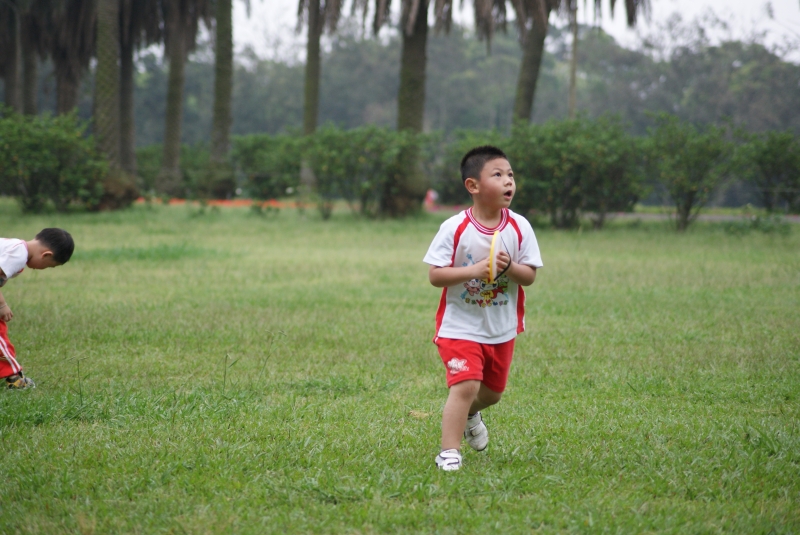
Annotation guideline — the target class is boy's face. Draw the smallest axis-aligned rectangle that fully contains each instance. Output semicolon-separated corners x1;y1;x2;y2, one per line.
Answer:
27;251;61;270
466;158;515;210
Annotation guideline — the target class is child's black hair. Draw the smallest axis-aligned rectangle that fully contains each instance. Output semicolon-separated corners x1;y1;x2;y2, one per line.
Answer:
460;146;509;182
36;228;74;264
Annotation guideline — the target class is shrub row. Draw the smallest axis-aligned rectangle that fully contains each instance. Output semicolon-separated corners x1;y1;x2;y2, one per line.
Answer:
3;109;798;227
0;109;107;212
227;120;643;226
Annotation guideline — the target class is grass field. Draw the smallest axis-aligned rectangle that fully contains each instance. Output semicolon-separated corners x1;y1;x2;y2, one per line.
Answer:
0;201;798;534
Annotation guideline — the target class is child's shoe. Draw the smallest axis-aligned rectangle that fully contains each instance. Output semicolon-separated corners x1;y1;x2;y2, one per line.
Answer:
435;449;462;471
6;373;35;390
464;412;488;451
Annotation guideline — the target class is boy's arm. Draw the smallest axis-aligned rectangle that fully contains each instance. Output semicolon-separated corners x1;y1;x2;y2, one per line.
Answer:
429;252;537;288
429;259;490;288
0;288;11;322
496;251;537;286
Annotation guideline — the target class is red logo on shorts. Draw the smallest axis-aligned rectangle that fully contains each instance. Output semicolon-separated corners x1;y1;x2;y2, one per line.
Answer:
446;358;469;374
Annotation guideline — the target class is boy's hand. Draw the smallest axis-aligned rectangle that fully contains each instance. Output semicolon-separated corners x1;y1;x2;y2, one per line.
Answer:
471;257;491;281
496;251;511;275
0;303;12;322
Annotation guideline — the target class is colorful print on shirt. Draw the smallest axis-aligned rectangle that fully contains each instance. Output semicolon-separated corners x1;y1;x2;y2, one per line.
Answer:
460;254;510;308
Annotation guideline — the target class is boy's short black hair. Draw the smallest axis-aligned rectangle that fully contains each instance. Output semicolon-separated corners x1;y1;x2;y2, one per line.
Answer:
460;145;509;182
36;228;74;264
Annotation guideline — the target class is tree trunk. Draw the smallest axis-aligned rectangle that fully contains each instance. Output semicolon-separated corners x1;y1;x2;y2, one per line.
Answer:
20;10;41;115
4;12;22;112
513;6;550;123
303;0;322;136
55;70;81;115
568;6;578;119
378;1;430;218
95;0;121;167
211;0;233;160
676;193;695;232
120;35;137;176
159;24;188;195
21;35;37;115
396;1;429;133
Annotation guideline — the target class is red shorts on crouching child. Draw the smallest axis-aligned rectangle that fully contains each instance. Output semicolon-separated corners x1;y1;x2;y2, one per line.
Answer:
435;337;515;392
0;321;22;378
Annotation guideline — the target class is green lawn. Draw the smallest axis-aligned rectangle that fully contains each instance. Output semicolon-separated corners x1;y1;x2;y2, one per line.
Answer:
0;202;798;534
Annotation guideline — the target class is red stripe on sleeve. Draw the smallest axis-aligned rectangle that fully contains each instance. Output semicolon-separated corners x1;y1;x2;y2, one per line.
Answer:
450;215;471;266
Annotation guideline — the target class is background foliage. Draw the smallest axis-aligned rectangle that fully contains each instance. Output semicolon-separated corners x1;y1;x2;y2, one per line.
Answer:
0;110;107;213
4;19;798;146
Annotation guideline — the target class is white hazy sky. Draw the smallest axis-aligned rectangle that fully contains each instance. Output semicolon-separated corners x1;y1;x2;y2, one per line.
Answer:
232;0;800;62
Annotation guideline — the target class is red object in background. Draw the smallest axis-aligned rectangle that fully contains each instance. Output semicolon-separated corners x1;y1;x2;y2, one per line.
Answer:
424;189;439;211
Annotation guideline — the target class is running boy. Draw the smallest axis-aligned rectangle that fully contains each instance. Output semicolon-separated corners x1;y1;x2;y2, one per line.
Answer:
423;146;543;471
0;228;74;389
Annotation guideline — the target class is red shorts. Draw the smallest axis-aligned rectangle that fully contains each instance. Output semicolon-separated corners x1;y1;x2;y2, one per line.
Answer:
435;337;515;392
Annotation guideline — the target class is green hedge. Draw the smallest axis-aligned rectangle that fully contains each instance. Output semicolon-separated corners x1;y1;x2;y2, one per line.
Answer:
735;130;800;214
644;114;731;231
0;110;107;213
509;116;643;229
5;111;794;224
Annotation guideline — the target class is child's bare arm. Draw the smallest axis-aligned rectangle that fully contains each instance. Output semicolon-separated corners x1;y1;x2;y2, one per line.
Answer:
429;260;490;288
0;289;11;322
496;251;537;286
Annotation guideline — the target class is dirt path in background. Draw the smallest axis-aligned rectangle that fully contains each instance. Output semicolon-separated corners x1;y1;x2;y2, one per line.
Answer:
607;212;800;224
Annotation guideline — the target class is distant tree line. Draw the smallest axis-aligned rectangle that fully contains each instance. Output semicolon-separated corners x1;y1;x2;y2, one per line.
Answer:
6;16;797;145
1;3;798;221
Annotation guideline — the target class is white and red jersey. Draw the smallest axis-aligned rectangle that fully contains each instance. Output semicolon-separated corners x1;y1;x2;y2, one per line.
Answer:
0;238;28;288
423;208;543;344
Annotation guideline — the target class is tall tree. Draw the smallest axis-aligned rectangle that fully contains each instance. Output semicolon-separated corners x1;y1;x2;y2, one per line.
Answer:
211;0;234;159
20;0;49;115
376;0;512;130
46;0;96;114
396;0;430;131
361;0;509;215
511;0;556;123
94;0;139;210
368;0;466;215
567;0;577;118
95;0;121;167
511;0;648;123
369;0;434;215
119;0;162;175
297;0;344;134
158;0;211;194
0;0;22;112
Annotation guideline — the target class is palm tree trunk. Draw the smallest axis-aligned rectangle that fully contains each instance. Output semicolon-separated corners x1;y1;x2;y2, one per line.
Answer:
4;12;22;112
396;0;429;133
55;71;81;115
380;1;430;217
568;5;578;119
160;25;188;195
21;36;37;115
20;9;41;116
211;0;233;161
120;35;137;175
513;5;550;123
303;0;322;135
95;0;121;167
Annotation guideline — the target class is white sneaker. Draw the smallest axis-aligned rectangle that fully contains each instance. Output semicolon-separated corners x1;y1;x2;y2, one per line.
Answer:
435;449;462;471
464;412;488;451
